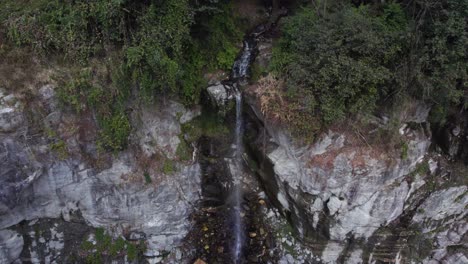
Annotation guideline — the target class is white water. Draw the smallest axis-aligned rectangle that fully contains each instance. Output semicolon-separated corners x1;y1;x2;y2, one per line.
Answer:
232;40;253;79
233;90;243;263
231;38;254;263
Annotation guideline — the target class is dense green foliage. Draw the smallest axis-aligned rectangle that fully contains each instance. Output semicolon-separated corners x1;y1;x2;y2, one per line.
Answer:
55;67;131;151
271;0;467;137
270;3;408;135
1;0;244;151
410;0;468;125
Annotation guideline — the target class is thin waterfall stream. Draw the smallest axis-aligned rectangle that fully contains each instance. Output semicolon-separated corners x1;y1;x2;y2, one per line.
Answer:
185;23;282;263
229;31;261;263
232;90;243;262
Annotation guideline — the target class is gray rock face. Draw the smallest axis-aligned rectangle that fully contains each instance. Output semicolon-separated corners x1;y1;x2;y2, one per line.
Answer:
0;87;201;260
134;101;199;158
206;83;236;113
0;91;24;133
0;230;23;264
245;98;467;263
266;128;429;240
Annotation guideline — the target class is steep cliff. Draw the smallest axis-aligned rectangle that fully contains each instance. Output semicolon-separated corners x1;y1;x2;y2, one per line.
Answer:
0;85;201;263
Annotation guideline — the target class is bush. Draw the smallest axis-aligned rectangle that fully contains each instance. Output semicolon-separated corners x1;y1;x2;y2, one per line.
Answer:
271;4;407;134
56;68;131;151
2;0;245;107
270;0;467;136
98;112;131;151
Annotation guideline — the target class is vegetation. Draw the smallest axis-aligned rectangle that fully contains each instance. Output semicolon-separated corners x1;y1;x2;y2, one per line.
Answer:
401;141;409;159
55;68;131;151
181;113;230;143
143;172;152;184
1;0;245;152
269;0;467;140
176;138;192;162
80;227;146;263
410;161;430;178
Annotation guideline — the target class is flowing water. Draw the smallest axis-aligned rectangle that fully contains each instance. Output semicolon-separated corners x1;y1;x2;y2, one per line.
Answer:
232;90;244;262
230;35;256;263
232;40;254;79
186;27;266;264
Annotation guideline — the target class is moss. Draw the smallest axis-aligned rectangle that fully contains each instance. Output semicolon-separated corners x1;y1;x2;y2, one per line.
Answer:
400;141;409;159
162;159;175;174
80;228;145;262
110;237;125;257
50;140;68;159
176;138;192;161
81;240;94;251
410;161;430;178
181;113;229;143
94;228;105;243
144;172;152;184
85;253;102;264
126;242;137;261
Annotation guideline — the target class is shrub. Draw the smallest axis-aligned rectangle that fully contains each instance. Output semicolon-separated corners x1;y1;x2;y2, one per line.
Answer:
98;112;131;151
2;0;245;108
271;4;407;127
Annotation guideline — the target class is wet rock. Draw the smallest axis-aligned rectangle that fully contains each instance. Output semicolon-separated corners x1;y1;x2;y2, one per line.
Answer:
206;83;236;113
0;229;23;264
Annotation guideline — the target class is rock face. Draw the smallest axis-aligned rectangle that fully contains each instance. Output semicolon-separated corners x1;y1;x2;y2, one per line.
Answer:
244;98;467;263
0;230;23;263
206;83;237;114
0;86;201;262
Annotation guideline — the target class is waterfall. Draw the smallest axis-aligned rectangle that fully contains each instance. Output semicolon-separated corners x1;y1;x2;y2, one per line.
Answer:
230;37;254;263
232;40;253;80
233;89;243;263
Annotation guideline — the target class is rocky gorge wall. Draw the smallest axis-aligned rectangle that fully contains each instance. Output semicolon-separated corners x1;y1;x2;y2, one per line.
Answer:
0;85;202;263
245;103;466;263
1;2;467;262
